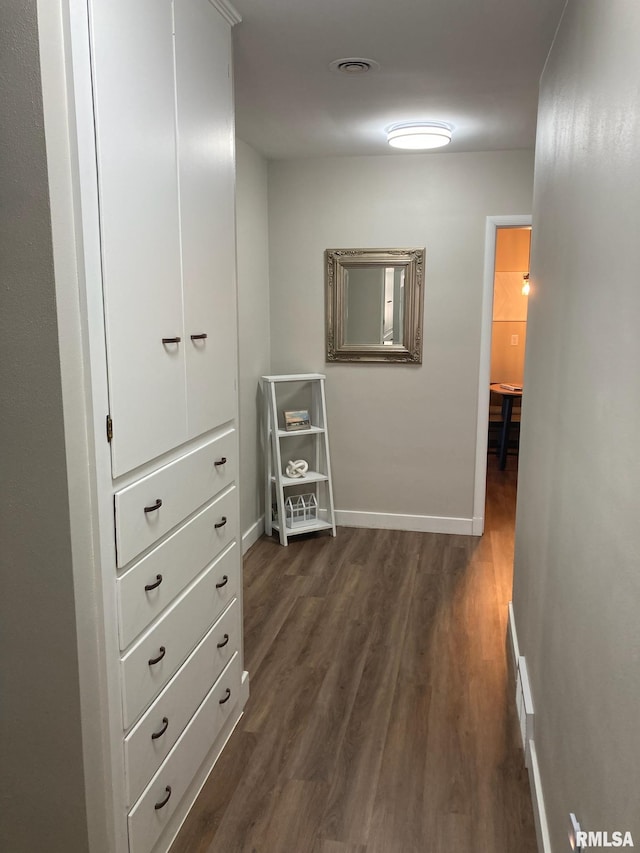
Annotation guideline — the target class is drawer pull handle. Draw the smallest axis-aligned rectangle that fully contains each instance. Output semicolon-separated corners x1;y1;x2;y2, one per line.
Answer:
144;499;162;514
190;333;208;340
144;574;163;592
162;337;181;344
148;646;166;666
151;717;169;740
214;516;227;530
214;457;227;467
215;575;229;589
154;786;172;810
219;688;231;705
217;633;230;649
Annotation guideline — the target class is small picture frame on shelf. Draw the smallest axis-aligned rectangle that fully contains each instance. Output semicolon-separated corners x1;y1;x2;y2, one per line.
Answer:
284;409;311;431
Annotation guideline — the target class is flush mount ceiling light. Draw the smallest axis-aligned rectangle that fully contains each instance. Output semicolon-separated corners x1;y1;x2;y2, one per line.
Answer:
387;121;453;150
329;57;380;74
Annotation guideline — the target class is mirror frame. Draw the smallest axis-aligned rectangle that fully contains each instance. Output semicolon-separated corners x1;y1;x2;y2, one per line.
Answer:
325;248;425;363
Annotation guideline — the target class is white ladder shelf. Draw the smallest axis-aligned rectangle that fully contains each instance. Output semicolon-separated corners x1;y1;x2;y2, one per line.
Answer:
262;373;337;546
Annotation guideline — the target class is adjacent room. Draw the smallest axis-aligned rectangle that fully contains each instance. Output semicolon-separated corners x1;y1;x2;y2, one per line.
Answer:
488;226;531;471
3;2;639;853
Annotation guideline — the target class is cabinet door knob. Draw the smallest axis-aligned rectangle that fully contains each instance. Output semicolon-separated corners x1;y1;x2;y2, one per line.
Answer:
162;337;181;344
215;575;229;589
148;646;166;666
144;499;162;514
214;516;227;530
190;333;208;340
151;717;169;740
219;688;231;705
154;786;172;810
214;457;227;467
216;633;230;649
144;574;163;592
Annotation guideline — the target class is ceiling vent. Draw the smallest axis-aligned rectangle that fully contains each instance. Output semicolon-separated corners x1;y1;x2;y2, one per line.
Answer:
329;57;380;74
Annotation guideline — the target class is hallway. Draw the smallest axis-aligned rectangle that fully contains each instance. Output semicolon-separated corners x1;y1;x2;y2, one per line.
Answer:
171;457;535;852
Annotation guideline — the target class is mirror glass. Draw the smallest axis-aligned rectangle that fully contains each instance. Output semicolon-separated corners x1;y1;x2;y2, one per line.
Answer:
344;266;405;346
325;248;424;363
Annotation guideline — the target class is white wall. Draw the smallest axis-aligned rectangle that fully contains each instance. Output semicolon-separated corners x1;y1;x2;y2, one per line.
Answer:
0;3;89;850
268;151;534;530
513;0;640;848
236;140;271;548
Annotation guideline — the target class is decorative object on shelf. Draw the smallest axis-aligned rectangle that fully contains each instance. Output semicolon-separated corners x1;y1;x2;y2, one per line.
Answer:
285;459;309;478
285;494;318;528
284;409;311;431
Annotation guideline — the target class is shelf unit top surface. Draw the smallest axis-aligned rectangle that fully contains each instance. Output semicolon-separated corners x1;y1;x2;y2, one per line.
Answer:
262;373;325;382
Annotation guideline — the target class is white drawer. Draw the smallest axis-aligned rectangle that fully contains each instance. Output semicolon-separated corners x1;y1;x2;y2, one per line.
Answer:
114;430;236;567
124;599;240;805
127;652;242;853
117;487;238;649
120;543;239;728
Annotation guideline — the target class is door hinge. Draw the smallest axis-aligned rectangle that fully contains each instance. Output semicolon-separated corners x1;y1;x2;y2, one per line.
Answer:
106;415;113;443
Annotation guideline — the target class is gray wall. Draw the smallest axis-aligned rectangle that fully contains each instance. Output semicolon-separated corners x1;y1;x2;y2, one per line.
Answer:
236;140;271;544
268;151;534;523
0;2;89;851
513;0;640;848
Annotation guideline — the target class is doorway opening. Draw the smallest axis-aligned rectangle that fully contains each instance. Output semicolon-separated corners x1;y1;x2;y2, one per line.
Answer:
488;226;530;467
473;215;532;535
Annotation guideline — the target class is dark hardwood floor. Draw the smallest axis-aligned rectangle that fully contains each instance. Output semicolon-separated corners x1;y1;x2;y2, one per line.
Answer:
170;455;536;852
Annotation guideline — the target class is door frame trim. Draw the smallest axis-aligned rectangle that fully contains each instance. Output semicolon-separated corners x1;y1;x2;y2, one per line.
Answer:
472;215;532;535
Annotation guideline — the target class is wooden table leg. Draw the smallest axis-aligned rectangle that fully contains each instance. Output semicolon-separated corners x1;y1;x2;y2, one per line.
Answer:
498;394;514;470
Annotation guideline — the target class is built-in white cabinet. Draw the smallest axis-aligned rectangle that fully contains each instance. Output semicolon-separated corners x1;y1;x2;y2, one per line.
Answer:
175;0;238;441
90;0;186;477
61;1;247;851
91;0;237;477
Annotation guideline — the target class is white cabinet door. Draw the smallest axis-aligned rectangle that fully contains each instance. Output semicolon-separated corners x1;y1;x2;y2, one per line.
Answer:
90;0;188;476
174;0;238;438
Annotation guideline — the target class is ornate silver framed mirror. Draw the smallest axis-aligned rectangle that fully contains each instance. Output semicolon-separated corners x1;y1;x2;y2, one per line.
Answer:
325;248;425;363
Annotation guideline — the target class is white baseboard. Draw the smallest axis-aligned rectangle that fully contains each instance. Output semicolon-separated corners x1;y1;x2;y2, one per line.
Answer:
334;509;473;535
516;656;535;766
472;515;484;536
507;601;520;668
242;517;265;554
528;740;552;853
508;602;551;853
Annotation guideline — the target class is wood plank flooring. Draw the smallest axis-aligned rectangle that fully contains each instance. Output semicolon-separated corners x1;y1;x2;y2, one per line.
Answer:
170;457;536;852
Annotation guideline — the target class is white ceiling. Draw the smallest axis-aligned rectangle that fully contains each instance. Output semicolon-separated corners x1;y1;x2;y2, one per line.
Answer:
231;0;567;160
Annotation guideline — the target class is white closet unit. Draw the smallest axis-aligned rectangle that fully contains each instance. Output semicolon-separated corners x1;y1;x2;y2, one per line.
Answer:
92;0;238;478
175;0;238;441
90;0;187;477
54;1;248;851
